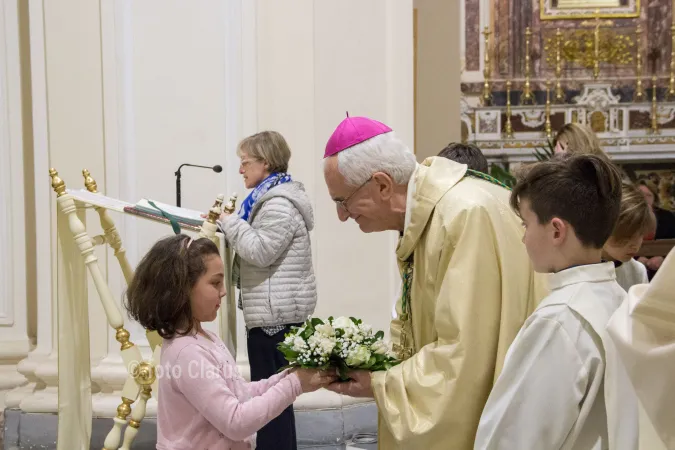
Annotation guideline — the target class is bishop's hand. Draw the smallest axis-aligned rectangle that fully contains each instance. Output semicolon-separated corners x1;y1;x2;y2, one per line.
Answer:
325;370;374;398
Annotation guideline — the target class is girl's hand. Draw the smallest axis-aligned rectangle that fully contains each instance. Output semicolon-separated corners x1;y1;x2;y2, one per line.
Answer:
293;368;337;393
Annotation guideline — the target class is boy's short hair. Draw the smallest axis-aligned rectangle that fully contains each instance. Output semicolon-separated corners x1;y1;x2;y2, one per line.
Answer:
438;142;489;174
510;154;623;249
611;182;657;242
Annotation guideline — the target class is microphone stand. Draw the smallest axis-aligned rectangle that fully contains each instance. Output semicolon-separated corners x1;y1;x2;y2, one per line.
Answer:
175;163;223;207
175;168;182;207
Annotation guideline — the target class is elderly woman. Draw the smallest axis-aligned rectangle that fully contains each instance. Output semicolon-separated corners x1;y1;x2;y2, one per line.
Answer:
217;130;316;450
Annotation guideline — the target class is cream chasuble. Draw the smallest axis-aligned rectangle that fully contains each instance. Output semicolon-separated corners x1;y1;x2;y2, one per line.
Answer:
370;157;548;450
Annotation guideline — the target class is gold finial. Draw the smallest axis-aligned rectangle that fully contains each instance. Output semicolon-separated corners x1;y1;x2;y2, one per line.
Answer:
482;26;492;105
505;81;514;139
132;361;156;387
545;80;552;140
49;168;67;197
222;193;238;215
115;327;134;351
213;194;225;210
206;206;220;224
636;25;645;101
555;29;564;103
82;169;98;193
522;27;534;105
115;397;134;421
206;194;226;224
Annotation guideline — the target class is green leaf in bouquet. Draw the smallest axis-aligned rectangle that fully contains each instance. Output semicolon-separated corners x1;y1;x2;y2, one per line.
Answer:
335;358;352;382
310;317;324;327
374;330;384;340
363;356;377;369
301;327;313;340
278;347;300;360
328;316;334;322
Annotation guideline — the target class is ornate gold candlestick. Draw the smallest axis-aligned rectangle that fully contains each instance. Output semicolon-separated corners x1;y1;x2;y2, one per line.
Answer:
522;27;534;105
651;75;660;134
593;10;601;80
668;24;675;98
504;80;514;138
635;24;645;101
545;80;552;139
555;28;564;103
482;26;492;105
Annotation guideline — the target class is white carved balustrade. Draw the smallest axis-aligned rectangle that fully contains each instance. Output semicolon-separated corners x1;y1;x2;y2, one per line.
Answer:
47;167;237;450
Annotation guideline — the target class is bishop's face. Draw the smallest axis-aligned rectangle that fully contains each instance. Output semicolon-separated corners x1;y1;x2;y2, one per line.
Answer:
323;156;392;233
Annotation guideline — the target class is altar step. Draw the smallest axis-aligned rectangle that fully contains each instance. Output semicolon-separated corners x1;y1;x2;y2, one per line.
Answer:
3;402;378;449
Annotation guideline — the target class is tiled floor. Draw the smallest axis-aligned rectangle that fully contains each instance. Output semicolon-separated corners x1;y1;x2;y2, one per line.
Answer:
3;404;379;449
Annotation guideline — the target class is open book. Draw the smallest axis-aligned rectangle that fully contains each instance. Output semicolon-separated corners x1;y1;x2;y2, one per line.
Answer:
132;199;206;227
65;189;209;229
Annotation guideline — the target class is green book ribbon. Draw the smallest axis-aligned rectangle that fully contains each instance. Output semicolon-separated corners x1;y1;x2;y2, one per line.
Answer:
146;200;182;235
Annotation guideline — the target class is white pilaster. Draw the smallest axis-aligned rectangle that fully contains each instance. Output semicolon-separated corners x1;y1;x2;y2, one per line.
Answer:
90;0;152;418
0;0;33;410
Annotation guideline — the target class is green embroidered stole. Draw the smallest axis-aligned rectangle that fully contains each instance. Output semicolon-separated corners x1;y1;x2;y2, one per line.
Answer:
394;168;510;360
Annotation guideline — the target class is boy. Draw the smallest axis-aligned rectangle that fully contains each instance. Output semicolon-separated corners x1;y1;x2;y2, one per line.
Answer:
474;154;638;450
603;182;656;292
438;142;489;173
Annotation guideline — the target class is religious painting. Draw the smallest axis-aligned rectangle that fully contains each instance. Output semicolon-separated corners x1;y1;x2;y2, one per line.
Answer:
540;0;640;20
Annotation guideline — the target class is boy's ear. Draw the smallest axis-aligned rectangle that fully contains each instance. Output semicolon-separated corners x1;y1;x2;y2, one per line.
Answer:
550;217;567;244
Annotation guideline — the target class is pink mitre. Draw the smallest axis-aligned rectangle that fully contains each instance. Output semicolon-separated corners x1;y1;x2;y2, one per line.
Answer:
324;113;392;158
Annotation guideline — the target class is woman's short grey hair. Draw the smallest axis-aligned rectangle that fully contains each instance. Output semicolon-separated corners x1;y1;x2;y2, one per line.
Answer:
237;131;292;173
333;132;417;186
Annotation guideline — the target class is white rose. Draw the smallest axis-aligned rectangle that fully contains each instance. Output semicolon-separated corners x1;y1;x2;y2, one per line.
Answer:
358;323;372;335
333;317;358;337
307;334;320;348
345;345;372;366
315;323;335;337
292;336;308;352
370;340;389;355
319;337;336;355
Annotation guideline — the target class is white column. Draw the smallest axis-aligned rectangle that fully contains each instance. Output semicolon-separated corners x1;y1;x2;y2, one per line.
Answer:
90;0;146;418
0;0;32;410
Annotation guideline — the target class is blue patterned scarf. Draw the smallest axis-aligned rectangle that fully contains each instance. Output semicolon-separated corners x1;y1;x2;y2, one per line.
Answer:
238;172;292;222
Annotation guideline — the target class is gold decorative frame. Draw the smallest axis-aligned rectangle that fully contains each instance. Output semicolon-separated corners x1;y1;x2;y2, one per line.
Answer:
540;0;640;20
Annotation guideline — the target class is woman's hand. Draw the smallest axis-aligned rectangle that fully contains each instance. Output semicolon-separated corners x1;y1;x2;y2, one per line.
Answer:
293;368;337;393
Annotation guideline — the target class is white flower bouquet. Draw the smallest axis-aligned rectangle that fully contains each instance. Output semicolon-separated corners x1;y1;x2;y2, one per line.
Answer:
278;316;400;381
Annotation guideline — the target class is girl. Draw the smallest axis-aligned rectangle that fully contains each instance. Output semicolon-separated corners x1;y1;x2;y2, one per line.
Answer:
125;235;333;450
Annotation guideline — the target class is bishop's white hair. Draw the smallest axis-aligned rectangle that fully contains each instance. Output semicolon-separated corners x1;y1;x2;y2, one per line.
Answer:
333;132;417;187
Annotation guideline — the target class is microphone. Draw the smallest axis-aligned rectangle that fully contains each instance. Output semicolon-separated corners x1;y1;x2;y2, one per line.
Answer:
175;163;223;207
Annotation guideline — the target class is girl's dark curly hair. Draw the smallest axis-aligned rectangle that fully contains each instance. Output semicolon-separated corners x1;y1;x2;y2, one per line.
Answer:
124;234;220;339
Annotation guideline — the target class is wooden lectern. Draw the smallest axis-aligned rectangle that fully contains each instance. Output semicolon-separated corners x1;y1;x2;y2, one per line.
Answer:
49;168;237;450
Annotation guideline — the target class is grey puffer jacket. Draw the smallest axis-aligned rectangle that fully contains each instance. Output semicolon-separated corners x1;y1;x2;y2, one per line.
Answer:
218;181;317;329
